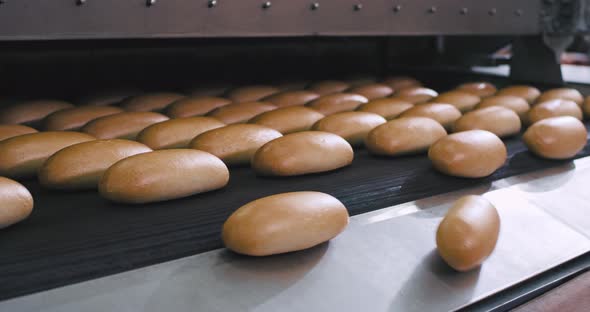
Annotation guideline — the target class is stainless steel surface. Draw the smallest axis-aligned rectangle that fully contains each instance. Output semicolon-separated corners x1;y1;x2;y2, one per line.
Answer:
3;158;590;312
0;0;540;40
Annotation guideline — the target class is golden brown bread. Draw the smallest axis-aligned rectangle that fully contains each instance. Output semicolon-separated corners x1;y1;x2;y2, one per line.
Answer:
356;98;414;120
136;117;225;150
226;85;280;103
207;102;276;124
0;100;74;125
365;117;447;156
428;130;507;178
120;92;185;112
190;124;282;166
44;106;124;131
0;125;37;142
453;106;521;138
399;103;461;130
250;106;324;134
82;112;169;140
39;139;152;190
393;87;438;104
477;95;531;122
382;76;421;90
312;111;386;146
433;90;481;113
523;116;587;159
0;177;34;229
165;96;232;118
307;80;350;96
536;88;584;106
496;85;541;104
222;191;349;256
456;82;497;98
527;99;583;125
252;131;353;176
436;195;500;272
307;93;369;115
263;91;320;107
348;83;393;100
0;131;95;178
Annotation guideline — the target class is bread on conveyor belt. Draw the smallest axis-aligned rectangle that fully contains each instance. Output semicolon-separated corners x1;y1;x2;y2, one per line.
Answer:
365;117;447;156
0;176;33;229
477;95;531;122
348;83;393;100
399;103;461;131
0;124;37;142
523;116;587;159
252;131;353;176
39;139;152;190
44;106;124;131
393;87;438;104
120;92;185;112
496;85;541;104
137;117;224;150
250;106;324;134
456;82;497;98
222;191;349;256
225;85;280;103
536;88;584;106
356;98;414;120
307;80;350;96
527;99;583;125
428;130;507;178
436;195;500;272
207;102;276;124
99;149;229;204
165;96;232;118
0;100;74;125
0;131;95;179
381;76;422;90
307;93;369;116
262;90;320;107
81;112;169;140
312;111;386;147
433;90;481;113
453;106;521;138
190;124;282;166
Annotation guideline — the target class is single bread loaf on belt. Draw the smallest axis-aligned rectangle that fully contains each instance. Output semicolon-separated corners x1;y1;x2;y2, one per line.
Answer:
496;85;540;104
453;106;521;138
357;98;413;120
381;76;421;90
263;91;320;107
312;111;386;146
207;102;276;124
434;91;480;113
536;88;583;106
523;116;587;159
137;117;225;150
0;100;74;125
527;99;582;125
44;106;124;131
0;177;34;229
456;82;497;98
365;117;447;156
250;106;324;134
226;85;280;103
81;112;169;140
165;96;232;118
399;103;461;131
120;92;185;112
348;83;393;100
307;93;369;115
477;95;530;122
393;87;438;104
0;125;38;142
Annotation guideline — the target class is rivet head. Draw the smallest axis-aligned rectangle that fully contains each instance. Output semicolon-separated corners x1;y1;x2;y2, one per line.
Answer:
146;0;156;6
353;3;362;11
428;6;437;13
76;0;86;5
488;8;497;16
262;1;271;9
208;0;217;8
515;9;523;16
460;8;468;15
393;5;401;12
310;2;319;10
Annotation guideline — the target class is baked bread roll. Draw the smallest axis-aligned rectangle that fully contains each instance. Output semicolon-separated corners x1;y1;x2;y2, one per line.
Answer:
0;131;95;178
434;90;480;113
349;83;393;100
0;125;37;142
477;95;530;122
312;111;386;146
456;82;497;98
437;195;500;272
365;117;447;156
527;99;582;125
0;100;74;125
523;116;587;159
82;112;169;140
382;76;421;90
393;87;438;104
0;177;34;229
356;98;413;120
165;96;232;118
399;103;461;130
207;102;276;124
428;130;506;178
250;106;324;134
496;85;540;104
226;85;280;103
252;131;353;176
263;91;320;107
99;149;229;204
137;117;225;150
39;139;152;190
44;106;124;131
120;92;185;112
307;80;350;96
190;124;282;166
307;93;369;115
536;88;583;106
222;191;349;256
453;106;521;138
